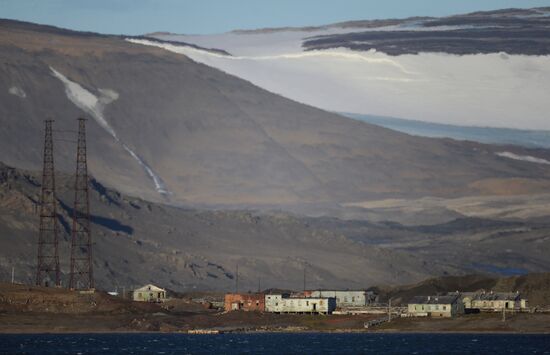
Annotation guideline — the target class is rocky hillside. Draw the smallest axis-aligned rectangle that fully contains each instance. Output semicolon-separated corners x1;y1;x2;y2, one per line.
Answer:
1;162;550;291
0;162;443;291
2;19;550;212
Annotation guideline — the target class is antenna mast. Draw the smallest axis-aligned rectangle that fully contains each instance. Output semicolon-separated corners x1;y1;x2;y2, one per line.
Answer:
69;118;94;290
36;120;60;287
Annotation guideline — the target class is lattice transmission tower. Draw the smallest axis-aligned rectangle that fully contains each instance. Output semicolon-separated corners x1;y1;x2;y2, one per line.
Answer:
69;118;94;290
36;120;61;287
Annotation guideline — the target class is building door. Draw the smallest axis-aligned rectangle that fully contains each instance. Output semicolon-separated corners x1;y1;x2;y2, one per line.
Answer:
312;303;317;312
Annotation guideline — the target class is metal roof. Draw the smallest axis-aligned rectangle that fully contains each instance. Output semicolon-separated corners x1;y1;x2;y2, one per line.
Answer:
409;294;460;305
462;292;520;301
134;284;166;292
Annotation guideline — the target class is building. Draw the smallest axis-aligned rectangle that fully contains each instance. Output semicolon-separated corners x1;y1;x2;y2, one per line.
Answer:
224;293;265;312
461;291;528;312
309;290;378;308
265;294;336;314
408;294;464;317
132;284;167;303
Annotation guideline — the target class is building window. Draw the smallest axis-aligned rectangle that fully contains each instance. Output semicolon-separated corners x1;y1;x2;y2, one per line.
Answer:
443;306;447;310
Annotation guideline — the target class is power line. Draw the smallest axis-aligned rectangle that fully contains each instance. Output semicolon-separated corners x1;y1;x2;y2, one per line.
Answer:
52;130;78;134
235;263;239;293
53;139;78;144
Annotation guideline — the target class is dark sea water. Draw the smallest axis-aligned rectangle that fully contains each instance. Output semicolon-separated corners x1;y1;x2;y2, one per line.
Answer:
1;333;550;354
341;113;550;149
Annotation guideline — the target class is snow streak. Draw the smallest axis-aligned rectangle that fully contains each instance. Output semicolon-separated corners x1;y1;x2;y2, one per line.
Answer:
50;67;169;195
496;152;550;165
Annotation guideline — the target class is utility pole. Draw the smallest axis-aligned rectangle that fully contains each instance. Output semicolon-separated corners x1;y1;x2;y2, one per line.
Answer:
235;263;239;294
36;120;60;287
258;277;261;293
303;262;306;292
69;118;94;290
388;298;392;322
502;306;506;323
11;267;14;284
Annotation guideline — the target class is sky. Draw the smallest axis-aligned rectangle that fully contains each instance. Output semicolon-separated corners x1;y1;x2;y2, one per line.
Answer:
2;0;550;35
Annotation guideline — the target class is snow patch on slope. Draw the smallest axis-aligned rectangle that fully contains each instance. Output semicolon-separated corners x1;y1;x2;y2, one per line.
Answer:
50;67;169;195
496;152;550;165
8;86;26;98
51;68;118;138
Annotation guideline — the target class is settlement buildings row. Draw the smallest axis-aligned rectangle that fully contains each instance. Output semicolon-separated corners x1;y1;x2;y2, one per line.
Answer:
127;284;529;319
407;291;528;317
225;290;376;314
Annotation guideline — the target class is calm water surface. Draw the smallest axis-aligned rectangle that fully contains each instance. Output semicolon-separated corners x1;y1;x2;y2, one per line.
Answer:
1;333;550;354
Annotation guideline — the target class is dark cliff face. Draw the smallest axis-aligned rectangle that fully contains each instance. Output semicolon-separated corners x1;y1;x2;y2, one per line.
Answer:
304;8;550;56
2;18;550;211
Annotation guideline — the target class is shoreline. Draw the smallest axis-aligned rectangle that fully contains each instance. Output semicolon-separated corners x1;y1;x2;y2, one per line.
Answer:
1;329;550;335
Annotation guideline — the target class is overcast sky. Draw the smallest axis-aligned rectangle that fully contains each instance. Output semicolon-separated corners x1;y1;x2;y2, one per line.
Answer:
2;0;550;35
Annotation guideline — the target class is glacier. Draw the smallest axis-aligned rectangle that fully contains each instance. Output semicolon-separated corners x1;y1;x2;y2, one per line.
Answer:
131;26;550;131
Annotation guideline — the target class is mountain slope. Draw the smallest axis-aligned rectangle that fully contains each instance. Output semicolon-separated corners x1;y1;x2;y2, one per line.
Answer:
2;19;550;211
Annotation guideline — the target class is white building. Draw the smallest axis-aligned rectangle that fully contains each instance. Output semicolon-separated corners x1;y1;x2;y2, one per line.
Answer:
309;290;377;308
132;284;167;303
461;291;528;311
408;294;464;318
265;294;336;314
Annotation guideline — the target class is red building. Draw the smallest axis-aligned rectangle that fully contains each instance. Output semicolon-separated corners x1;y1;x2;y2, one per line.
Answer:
224;293;265;312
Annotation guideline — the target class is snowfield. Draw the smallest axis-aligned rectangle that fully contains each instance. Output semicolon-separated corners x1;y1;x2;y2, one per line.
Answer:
131;24;550;131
